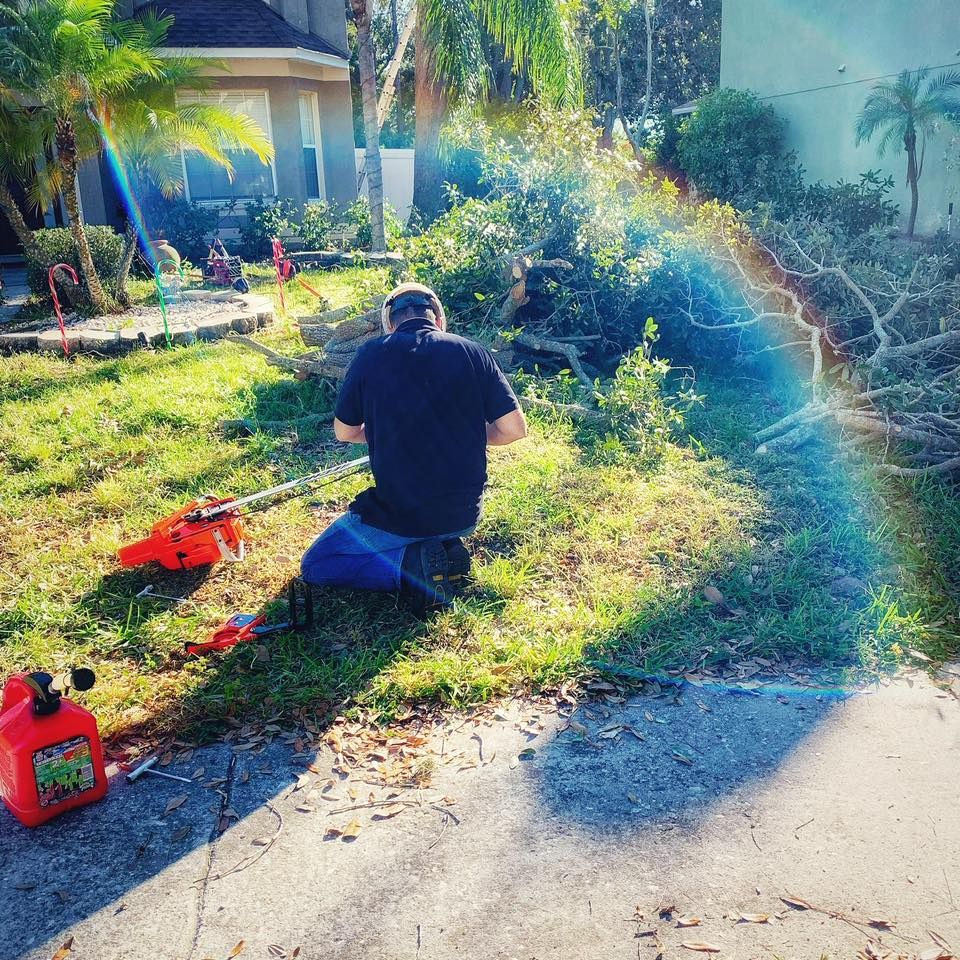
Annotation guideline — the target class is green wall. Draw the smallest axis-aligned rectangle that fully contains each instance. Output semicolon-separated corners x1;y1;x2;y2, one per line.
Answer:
720;0;960;234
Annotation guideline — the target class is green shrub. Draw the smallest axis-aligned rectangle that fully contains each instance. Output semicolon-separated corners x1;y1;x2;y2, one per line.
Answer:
798;170;899;234
150;198;220;263
239;197;299;259
299;200;335;250
25;226;124;299
650;109;683;169
341;197;404;250
676;88;804;211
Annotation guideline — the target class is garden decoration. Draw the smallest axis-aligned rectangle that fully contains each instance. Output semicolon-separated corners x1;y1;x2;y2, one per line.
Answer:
204;237;248;292
272;236;288;314
118;455;370;571
153;258;184;348
47;263;79;357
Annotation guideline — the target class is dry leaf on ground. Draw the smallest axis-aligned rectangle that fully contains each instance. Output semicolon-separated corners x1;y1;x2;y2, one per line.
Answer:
50;937;74;960
681;941;722;953
228;942;246;958
676;917;702;927
738;913;770;924
163;794;188;816
342;818;362;840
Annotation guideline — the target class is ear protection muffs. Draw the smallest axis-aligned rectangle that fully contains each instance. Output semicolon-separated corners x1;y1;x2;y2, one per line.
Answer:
381;283;447;333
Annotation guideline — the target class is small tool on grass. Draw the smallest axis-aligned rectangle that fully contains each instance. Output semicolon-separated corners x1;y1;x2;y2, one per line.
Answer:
136;585;190;604
124;756;194;785
186;578;314;656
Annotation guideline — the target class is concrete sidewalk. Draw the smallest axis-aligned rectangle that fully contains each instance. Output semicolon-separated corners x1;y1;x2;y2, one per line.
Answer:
2;673;958;960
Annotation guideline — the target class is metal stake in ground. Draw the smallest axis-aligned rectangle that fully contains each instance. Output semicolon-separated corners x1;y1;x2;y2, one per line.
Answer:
47;263;79;357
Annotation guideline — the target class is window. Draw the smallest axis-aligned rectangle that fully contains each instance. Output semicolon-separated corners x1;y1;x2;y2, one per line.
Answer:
181;90;276;202
298;92;324;200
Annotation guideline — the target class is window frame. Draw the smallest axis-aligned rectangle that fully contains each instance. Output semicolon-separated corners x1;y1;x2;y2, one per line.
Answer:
298;90;326;202
180;88;278;205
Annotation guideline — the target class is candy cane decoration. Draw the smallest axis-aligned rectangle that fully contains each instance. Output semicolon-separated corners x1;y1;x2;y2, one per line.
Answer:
273;237;287;313
154;258;184;348
47;264;79;357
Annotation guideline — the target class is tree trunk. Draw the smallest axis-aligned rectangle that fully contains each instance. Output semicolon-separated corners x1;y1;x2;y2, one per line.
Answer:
412;5;448;222
57;121;111;314
0;181;41;262
598;105;616;150
637;1;655;139
377;4;416;129
115;220;138;308
351;0;387;253
905;133;919;238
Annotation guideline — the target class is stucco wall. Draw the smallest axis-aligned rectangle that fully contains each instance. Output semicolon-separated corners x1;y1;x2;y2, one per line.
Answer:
720;0;960;235
355;148;415;223
205;75;356;208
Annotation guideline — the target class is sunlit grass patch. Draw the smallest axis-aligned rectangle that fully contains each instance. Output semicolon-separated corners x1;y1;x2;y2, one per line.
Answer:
0;273;955;742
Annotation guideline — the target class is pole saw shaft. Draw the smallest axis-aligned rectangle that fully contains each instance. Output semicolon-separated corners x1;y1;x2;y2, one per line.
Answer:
188;455;370;520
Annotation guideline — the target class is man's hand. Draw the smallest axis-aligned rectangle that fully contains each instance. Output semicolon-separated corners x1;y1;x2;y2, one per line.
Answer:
334;418;367;444
486;408;527;446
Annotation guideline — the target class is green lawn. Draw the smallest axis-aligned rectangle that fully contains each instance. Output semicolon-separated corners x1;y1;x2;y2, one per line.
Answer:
1;266;956;742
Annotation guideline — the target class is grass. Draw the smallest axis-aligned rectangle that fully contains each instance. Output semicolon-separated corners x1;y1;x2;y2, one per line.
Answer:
1;266;957;743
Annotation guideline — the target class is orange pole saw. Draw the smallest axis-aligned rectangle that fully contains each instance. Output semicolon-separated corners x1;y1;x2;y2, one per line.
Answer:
118;455;370;571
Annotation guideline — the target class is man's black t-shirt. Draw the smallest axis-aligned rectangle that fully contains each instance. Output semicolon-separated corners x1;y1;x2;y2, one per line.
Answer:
334;317;520;537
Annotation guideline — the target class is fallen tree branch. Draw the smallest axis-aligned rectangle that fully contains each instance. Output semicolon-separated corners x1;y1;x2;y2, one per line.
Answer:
514;333;593;390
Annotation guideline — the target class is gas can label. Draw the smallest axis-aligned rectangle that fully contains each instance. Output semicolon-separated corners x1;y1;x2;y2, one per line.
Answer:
33;736;96;807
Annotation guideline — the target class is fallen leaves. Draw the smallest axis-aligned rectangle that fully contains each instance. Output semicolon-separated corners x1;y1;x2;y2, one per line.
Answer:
738;913;770;924
228;941;246;958
162;794;188;816
371;804;406;821
170;825;192;842
680;941;722;953
676;916;702;927
342;818;362;840
50;937;73;960
780;895;813;910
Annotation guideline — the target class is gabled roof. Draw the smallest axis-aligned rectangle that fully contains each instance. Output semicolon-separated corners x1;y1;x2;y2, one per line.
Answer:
145;0;350;61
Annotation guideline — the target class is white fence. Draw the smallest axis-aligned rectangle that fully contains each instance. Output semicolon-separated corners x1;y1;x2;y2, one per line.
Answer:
355;148;415;223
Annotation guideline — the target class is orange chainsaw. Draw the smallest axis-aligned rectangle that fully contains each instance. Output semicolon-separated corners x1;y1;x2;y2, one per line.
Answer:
118;456;370;571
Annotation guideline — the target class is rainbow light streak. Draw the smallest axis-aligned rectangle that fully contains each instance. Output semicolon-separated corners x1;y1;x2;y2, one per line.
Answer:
93;109;157;272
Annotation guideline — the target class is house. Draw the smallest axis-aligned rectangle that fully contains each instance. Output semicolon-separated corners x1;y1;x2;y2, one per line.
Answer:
719;0;957;235
0;0;358;259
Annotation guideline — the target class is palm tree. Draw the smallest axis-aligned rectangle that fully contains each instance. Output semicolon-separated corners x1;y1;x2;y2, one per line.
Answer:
412;0;581;221
0;0;168;312
351;0;387;252
107;54;274;299
856;66;960;238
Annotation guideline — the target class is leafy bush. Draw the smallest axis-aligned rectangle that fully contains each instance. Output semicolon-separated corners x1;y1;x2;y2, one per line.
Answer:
299;201;335;250
798;170;899;235
149;198;220;263
341;197;404;250
239;197;299;259
25;226;124;299
676;88;804;211
650;109;683;169
591;321;703;466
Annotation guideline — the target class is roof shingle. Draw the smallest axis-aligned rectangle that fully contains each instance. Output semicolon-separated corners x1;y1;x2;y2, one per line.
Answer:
145;0;349;60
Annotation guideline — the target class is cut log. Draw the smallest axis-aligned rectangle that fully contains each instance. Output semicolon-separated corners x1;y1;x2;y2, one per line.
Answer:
514;333;594;390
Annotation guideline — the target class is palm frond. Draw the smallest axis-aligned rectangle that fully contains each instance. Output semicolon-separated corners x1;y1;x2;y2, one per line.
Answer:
477;0;582;104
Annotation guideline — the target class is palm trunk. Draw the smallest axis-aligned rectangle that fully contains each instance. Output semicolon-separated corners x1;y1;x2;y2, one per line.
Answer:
351;0;387;253
115;220;138;307
412;7;447;222
905;141;919;238
56;121;111;314
0;181;41;261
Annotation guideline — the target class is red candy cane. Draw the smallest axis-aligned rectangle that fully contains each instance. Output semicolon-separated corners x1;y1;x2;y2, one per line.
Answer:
271;237;287;314
48;263;79;357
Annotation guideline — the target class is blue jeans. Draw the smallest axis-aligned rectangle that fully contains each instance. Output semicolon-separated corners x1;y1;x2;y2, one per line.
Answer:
300;511;474;592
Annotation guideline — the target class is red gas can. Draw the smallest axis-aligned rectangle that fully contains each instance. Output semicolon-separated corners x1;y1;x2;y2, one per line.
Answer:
0;669;108;827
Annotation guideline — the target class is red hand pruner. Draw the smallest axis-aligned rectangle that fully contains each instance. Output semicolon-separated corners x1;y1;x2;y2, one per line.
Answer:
48;263;79;357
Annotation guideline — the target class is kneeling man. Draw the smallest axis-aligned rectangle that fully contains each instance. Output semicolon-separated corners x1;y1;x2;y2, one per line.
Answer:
301;283;527;608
